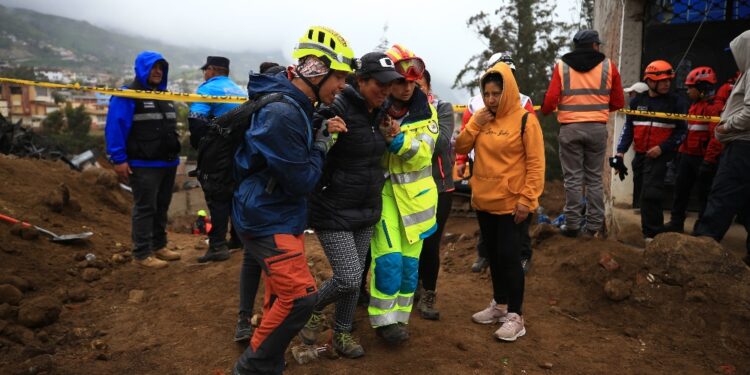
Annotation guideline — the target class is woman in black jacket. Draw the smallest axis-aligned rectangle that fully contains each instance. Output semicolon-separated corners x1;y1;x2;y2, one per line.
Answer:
299;52;402;358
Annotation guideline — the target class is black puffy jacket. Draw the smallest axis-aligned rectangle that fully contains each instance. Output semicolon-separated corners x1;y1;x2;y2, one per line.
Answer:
308;85;387;231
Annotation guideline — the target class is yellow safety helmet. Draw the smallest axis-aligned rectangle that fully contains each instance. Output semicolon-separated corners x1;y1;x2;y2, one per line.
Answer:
292;26;356;73
197;209;207;217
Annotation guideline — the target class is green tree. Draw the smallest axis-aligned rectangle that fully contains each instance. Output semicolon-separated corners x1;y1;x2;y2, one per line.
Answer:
41;109;65;134
65;103;92;137
455;0;573;180
579;0;594;29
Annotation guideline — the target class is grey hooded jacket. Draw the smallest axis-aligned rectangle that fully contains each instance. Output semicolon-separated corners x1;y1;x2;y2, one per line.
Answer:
716;30;750;144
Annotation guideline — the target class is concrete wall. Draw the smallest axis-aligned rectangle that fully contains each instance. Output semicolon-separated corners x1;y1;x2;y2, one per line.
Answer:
594;0;646;232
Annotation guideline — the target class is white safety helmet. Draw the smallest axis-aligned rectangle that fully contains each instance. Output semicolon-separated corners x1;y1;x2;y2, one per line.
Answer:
487;51;515;71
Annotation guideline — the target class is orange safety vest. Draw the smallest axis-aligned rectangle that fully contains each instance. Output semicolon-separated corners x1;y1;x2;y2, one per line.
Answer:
556;58;613;124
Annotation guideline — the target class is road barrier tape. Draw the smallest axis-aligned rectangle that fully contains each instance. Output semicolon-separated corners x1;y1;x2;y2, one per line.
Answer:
2;77;722;122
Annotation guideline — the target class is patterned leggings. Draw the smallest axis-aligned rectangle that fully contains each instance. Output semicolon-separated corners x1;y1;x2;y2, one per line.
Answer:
314;227;374;333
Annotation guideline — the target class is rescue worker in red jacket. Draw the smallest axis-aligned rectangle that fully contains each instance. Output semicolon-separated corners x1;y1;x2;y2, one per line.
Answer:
664;67;725;233
616;60;687;240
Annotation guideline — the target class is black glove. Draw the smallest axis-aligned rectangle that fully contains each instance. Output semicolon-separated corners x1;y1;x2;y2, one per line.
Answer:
188;117;210;150
698;161;718;179
609;156;629;181
313;119;336;154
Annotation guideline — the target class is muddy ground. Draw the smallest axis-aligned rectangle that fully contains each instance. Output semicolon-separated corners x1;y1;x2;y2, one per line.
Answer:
0;155;748;375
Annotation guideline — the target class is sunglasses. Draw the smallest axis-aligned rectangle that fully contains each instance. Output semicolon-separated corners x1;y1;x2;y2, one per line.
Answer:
395;57;425;81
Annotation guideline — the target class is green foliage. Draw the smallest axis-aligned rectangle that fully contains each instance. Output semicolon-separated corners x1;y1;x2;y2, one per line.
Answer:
579;0;595;30
40;102;99;155
455;0;573;180
0;66;37;80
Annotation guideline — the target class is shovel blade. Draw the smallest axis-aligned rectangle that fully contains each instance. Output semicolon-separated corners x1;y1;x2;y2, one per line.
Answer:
50;232;94;243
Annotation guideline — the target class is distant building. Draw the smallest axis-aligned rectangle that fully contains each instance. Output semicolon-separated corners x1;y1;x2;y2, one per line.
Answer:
0;83;57;128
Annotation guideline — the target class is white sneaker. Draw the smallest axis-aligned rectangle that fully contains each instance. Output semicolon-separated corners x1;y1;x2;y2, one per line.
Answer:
471;300;508;324
494;313;526;342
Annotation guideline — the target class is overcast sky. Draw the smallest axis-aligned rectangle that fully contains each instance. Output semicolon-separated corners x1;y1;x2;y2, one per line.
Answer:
2;0;579;96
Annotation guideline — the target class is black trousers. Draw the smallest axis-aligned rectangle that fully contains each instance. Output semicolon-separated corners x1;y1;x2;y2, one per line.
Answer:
204;195;239;248
419;191;453;291
129;167;176;260
670;154;715;228
694;141;750;254
476;211;529;315
633;151;674;238
477;215;532;261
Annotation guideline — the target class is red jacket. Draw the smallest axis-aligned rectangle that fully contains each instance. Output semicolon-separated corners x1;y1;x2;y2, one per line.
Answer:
455;95;535;166
679;97;725;163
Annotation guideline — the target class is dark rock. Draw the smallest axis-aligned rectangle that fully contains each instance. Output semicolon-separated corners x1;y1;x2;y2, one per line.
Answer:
17;353;55;375
65;287;89;303
81;268;101;282
0;275;33;292
17;296;62;328
0;303;14;319
0;284;24;305
685;290;709;303
4;323;36;345
604;279;631;302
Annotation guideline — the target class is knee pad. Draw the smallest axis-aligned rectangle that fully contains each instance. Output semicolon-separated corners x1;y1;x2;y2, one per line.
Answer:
400;257;420;293
374;252;402;295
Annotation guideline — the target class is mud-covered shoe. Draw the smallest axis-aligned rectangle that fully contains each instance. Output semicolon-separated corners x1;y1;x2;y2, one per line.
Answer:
662;221;684;233
493;313;526;342
298;311;324;344
234;316;253;343
471;256;489;273
154;248;181;261
417;290;440;320
332;331;364;358
198;245;230;263
560;225;579;238
472;300;508;324
135;256;168;269
376;323;408;344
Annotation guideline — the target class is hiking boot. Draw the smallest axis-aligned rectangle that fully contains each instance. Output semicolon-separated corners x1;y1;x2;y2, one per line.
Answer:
471;256;489;273
493;313;526;342
417;290;440;320
375;323;408;344
472;300;508;324
198;244;230;263
414;282;423;303
135;256;169;269
298;311;325;345
560;225;579;238
154;248;181;261
332;331;364;359
662;221;684;233
234;316;253;343
520;258;531;274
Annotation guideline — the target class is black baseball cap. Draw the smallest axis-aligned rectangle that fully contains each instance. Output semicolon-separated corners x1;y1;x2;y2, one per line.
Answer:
573;30;603;46
201;56;230;70
357;52;403;83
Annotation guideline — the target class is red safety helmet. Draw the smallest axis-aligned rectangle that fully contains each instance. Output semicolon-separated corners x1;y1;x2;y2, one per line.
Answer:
385;44;425;81
643;60;675;81
685;66;717;85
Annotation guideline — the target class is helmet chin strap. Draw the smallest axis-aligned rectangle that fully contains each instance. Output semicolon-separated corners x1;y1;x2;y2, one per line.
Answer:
294;66;333;107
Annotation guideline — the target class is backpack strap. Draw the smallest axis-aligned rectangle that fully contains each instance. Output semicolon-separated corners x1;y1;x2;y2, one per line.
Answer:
521;111;530;139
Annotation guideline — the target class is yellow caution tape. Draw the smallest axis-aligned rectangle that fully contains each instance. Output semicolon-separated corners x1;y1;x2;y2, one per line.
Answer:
2;77;722;122
0;77;246;104
452;103;721;123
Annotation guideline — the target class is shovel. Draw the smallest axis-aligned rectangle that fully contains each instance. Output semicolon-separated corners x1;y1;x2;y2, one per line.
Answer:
0;213;94;243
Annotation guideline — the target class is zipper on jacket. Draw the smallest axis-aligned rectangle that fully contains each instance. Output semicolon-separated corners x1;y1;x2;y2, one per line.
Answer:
267;252;302;266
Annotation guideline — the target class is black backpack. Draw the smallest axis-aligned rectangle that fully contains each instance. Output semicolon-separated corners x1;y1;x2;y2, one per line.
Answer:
193;93;287;201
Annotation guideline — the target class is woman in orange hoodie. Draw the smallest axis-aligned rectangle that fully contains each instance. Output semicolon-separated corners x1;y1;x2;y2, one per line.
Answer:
455;62;545;342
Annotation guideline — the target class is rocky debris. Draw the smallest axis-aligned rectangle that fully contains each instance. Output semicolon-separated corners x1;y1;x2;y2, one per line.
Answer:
80;168;118;189
90;339;108;350
1;243;19;254
17;296;62;328
644;233;748;287
63;287;89;303
15;353;56;375
42;183;81;213
10;223;40;241
598;253;620;272
614;221;645;248
0;284;24;305
0;303;17;319
3;323;36;345
539;362;554;370
127;289;144;304
685;290;708;303
604;279;631;302
111;253;128;264
0;275;33;292
531;223;559;244
81;268;101;282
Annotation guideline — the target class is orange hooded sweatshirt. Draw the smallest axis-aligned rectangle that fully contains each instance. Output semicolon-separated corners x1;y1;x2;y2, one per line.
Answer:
455;62;545;215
